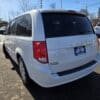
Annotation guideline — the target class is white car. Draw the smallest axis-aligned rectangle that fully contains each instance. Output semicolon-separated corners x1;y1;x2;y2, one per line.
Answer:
94;22;100;37
3;10;98;88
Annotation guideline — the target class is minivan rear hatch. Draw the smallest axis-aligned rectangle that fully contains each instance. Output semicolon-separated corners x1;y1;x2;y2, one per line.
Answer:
42;12;97;73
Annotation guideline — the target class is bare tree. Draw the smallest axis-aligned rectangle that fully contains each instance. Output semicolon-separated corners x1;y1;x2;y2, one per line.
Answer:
50;3;56;9
8;10;20;21
80;9;89;16
18;0;36;12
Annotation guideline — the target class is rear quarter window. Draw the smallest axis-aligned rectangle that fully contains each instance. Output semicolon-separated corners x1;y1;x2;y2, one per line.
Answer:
16;14;32;37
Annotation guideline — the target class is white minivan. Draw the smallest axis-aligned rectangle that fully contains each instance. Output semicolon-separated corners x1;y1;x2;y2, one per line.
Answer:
3;9;99;87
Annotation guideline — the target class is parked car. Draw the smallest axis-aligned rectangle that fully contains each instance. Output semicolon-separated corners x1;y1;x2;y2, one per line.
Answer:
94;22;100;37
0;26;6;35
0;26;6;43
3;9;99;88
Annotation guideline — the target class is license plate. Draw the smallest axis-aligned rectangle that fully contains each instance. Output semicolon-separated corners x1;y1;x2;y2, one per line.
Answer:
74;46;86;56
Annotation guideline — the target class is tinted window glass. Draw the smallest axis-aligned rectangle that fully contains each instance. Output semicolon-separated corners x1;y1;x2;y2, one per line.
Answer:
6;24;11;35
42;13;94;38
7;21;16;35
16;14;32;36
10;21;16;35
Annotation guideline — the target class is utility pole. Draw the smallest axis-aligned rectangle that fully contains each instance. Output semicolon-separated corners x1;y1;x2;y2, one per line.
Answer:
61;0;62;8
40;0;42;8
98;7;100;18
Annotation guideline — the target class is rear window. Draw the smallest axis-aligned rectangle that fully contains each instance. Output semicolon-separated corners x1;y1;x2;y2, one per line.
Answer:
42;13;94;38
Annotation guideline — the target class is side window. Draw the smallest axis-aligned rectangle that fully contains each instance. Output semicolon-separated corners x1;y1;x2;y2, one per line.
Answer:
6;21;16;35
16;14;32;36
6;24;11;35
10;21;16;35
7;20;16;35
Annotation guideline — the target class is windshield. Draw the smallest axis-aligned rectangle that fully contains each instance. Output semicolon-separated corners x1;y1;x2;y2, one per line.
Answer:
42;13;94;38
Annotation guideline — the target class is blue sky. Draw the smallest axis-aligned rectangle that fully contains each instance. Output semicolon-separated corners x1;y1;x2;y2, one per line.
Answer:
0;0;100;21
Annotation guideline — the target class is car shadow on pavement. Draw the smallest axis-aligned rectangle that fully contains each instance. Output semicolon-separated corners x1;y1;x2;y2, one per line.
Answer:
10;59;100;100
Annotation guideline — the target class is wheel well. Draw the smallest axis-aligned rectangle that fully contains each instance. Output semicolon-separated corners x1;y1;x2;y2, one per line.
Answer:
16;53;30;79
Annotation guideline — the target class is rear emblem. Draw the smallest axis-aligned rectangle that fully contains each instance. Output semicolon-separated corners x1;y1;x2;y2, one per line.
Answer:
50;62;59;65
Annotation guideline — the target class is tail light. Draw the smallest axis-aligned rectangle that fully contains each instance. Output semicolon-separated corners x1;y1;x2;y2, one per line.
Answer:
33;41;48;64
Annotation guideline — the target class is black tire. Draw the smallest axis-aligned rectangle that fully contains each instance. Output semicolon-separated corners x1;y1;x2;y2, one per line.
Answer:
18;57;30;85
3;44;9;59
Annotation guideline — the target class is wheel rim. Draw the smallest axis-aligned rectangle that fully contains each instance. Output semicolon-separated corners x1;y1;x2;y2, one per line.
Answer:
19;59;26;83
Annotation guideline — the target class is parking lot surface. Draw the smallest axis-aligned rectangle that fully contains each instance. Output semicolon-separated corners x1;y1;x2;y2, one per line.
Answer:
0;44;100;100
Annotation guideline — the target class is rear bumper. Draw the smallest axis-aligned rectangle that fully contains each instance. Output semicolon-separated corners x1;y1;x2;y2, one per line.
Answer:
29;61;99;88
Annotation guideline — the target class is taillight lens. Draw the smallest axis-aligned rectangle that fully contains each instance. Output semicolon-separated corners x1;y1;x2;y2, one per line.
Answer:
33;41;48;64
